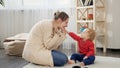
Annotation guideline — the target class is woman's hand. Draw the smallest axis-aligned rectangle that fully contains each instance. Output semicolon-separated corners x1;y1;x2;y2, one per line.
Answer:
61;27;68;34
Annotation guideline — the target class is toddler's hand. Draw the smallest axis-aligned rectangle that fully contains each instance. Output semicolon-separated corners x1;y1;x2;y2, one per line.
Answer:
83;56;88;60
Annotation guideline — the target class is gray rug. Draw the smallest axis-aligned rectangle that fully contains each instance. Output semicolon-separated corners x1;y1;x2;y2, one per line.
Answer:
23;56;120;68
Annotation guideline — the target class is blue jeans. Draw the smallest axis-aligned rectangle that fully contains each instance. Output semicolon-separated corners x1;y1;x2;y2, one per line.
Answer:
51;50;68;66
70;53;95;65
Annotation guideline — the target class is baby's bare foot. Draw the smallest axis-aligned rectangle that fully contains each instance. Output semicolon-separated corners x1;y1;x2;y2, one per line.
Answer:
80;62;85;67
68;60;75;64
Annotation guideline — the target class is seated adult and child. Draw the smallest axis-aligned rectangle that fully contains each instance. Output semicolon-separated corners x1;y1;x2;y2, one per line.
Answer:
22;11;95;67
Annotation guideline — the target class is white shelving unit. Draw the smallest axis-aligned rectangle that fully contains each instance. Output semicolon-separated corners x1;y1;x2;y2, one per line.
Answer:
76;0;106;54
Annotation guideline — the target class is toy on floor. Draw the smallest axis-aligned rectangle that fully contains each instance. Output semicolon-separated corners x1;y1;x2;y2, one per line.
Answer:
72;66;88;68
72;66;81;68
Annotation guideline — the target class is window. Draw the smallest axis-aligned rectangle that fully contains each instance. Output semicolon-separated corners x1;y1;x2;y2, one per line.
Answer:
23;0;74;8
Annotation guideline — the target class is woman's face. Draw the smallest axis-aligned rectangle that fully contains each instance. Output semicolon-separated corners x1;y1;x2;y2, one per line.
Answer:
60;18;69;28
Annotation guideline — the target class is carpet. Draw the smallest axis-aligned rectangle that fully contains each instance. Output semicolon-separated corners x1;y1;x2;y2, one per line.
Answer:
23;56;120;68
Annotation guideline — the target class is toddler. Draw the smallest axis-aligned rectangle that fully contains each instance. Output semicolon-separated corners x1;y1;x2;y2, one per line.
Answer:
67;28;95;67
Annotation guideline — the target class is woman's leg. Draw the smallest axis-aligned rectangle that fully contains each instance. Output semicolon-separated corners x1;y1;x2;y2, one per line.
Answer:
70;53;85;63
82;56;95;65
51;50;68;66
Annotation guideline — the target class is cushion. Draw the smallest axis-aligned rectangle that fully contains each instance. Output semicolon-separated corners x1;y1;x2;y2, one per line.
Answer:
4;40;25;56
3;33;29;56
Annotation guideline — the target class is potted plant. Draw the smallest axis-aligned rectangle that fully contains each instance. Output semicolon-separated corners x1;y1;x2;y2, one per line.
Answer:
0;0;4;6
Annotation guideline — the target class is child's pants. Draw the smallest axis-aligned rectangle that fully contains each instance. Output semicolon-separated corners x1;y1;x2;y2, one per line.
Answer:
70;53;95;65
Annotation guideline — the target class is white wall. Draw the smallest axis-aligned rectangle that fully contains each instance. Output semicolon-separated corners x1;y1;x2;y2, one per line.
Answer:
23;0;75;9
0;0;76;49
106;0;120;49
4;0;23;9
3;0;75;9
0;0;120;49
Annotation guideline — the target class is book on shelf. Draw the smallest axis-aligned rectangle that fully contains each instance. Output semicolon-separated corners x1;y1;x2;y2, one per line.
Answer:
84;0;89;6
88;0;93;6
79;0;93;6
79;0;85;6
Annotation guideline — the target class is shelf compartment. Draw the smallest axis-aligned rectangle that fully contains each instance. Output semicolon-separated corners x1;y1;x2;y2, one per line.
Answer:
77;8;93;20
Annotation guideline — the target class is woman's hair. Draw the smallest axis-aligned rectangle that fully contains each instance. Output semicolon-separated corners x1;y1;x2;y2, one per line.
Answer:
87;28;95;41
54;11;69;21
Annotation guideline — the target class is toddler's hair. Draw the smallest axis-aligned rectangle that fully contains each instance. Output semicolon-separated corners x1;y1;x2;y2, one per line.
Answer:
86;28;95;41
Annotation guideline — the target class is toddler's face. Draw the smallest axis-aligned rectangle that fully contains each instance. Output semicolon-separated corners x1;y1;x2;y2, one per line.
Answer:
81;29;89;39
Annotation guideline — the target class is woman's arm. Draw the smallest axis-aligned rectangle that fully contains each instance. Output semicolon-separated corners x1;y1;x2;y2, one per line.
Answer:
44;32;66;50
44;34;61;50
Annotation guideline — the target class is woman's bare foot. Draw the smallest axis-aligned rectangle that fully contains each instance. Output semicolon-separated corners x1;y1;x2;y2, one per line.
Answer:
68;60;75;64
80;62;85;67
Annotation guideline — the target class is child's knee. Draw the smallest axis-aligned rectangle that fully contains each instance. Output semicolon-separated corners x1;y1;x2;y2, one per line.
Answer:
83;56;95;65
71;53;80;58
89;56;95;61
70;53;77;59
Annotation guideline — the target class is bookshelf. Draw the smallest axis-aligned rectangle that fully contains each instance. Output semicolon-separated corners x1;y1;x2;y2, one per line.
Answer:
76;0;106;54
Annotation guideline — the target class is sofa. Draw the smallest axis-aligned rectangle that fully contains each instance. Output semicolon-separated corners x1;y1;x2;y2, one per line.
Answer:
3;33;29;56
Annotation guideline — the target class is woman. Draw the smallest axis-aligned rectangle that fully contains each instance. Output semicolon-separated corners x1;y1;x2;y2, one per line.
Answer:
22;11;69;67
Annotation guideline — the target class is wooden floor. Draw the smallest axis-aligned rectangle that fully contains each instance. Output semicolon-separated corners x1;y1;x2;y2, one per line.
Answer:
0;48;120;68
